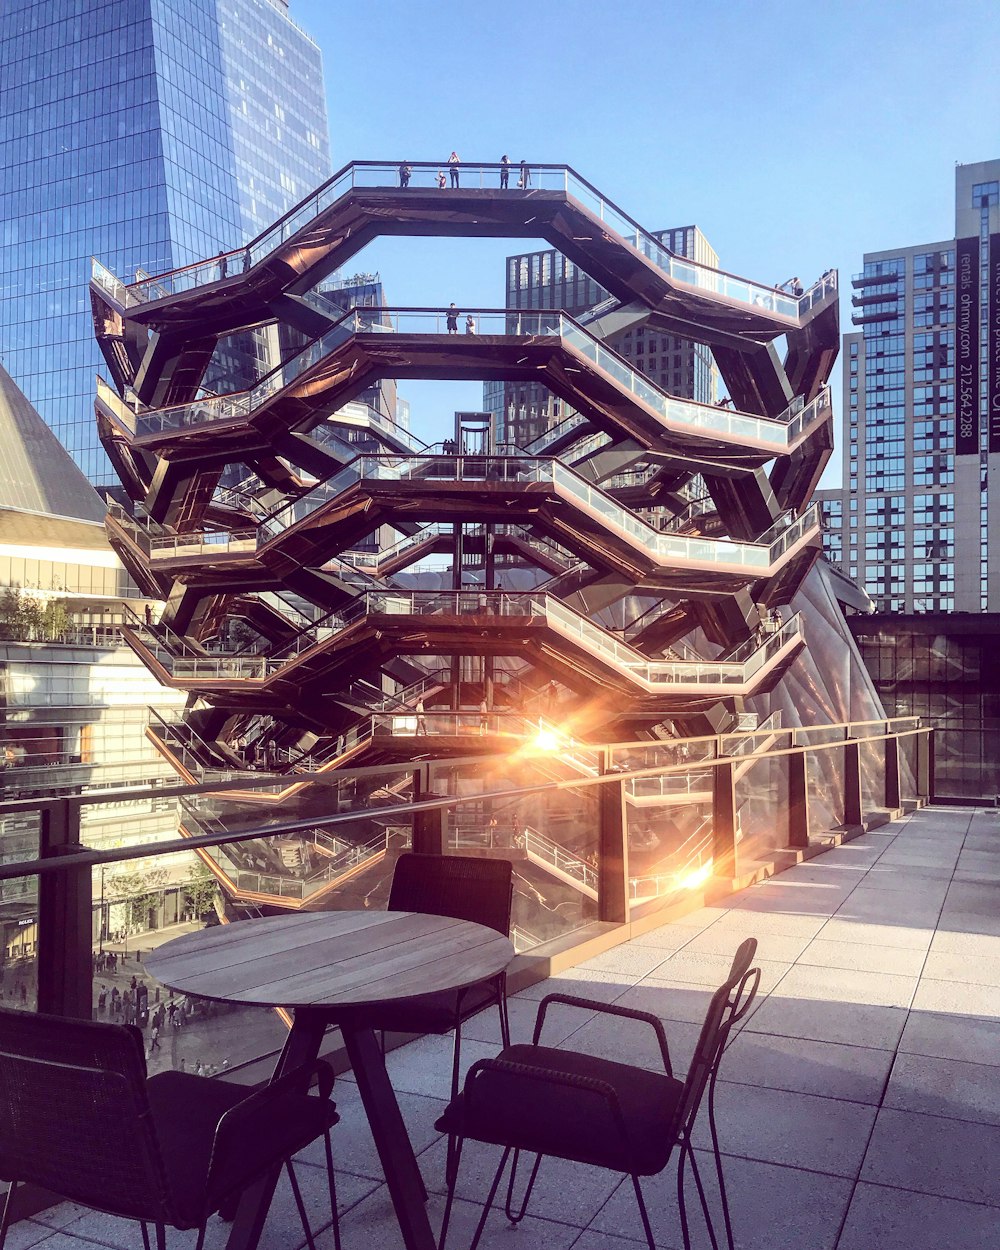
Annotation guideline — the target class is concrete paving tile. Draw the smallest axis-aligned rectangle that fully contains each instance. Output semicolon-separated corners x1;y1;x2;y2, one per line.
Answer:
861;1107;1000;1206
899;1009;1000;1066
834;892;943;927
911;977;1000;1019
677;927;812;964
379;1032;501;1101
837;1181;1000;1250
932;909;1000;937
885;1052;1000;1126
690;1082;877;1177
614;978;718;1026
725;1031;893;1105
707;910;829;939
768;963;917;1009
815;918;933;950
625;922;707;953
554;997;703;1074
0;1221;59;1250
421;1132;621;1228
921;949;1000;987
588;1151;853;1250
642;951;790;995
512;968;631;1004
728;885;852;916
796;938;926;976
463;994;585;1048
577;944;678;980
928;929;1000;959
744;994;908;1050
295;1084;447;1181
336;1185;582;1250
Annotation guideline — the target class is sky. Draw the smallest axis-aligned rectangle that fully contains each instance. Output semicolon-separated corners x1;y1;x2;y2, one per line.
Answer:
294;0;1000;480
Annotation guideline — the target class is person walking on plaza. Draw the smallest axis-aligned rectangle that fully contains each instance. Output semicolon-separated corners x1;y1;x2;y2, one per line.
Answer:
448;151;461;187
149;1024;160;1054
446;303;459;334
519;159;531;188
398;162;412;188
499;154;510;189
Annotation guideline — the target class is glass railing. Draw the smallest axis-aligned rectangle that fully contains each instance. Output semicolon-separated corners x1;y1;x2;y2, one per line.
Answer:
256;449;819;575
544;599;803;689
95;376;139;432
103;162;833;326
116;305;831;458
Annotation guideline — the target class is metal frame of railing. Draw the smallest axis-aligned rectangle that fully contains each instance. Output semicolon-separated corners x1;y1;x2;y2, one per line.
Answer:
0;716;933;1026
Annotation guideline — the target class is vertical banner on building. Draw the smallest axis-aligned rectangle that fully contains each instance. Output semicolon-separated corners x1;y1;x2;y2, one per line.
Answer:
989;233;1000;452
956;236;980;456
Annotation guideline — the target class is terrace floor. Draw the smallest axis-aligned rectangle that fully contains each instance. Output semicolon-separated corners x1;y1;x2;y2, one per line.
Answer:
10;804;1000;1250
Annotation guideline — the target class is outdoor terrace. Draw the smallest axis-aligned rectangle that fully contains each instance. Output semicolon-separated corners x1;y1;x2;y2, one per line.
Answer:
5;803;1000;1249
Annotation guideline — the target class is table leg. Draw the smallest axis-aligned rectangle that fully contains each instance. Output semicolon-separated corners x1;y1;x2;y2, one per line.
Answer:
222;1010;329;1250
340;1021;437;1250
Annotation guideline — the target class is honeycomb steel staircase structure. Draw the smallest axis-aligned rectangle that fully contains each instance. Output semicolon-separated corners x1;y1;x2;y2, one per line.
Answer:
91;159;841;910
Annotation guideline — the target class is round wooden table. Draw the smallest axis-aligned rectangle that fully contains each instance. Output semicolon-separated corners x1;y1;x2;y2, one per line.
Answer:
147;911;515;1250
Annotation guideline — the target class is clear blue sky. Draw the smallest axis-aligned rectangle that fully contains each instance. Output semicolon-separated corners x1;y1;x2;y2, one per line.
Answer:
295;0;1000;475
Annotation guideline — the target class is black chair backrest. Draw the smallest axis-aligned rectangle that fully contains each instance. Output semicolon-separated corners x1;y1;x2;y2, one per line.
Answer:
671;938;760;1138
389;853;513;936
0;1008;174;1225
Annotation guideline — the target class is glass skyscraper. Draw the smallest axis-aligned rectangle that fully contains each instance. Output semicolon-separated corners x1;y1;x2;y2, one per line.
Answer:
0;0;331;486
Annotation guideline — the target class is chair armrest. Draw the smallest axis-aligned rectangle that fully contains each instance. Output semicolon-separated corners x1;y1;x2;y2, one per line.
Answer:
205;1060;336;1206
533;993;673;1076
463;1056;631;1149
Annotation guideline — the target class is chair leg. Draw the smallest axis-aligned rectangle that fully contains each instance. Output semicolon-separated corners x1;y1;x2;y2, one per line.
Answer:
468;1145;511;1250
687;1147;721;1250
444;1024;464;1189
324;1130;342;1250
139;1221;152;1250
497;987;511;1049
438;1133;464;1250
0;1180;17;1250
286;1160;318;1250
503;1149;542;1224
708;1070;736;1250
155;1224;167;1250
631;1175;656;1250
194;1224;208;1250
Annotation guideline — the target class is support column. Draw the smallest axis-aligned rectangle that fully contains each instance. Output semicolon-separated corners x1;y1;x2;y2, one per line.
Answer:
787;750;810;849
412;768;445;855
36;798;92;1019
597;751;627;923
884;735;901;810
843;740;863;829
916;729;935;801
712;761;738;881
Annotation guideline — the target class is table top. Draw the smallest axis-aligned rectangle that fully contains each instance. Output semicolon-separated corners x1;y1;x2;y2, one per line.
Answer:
145;910;515;1010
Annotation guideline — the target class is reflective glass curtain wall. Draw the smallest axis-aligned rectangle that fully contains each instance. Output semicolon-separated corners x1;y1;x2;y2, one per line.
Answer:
0;0;330;488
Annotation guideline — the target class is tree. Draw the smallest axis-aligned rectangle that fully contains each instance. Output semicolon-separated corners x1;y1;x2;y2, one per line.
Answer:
183;860;219;919
106;865;169;930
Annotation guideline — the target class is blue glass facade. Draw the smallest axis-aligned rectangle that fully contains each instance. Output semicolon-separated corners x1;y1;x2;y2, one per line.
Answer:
0;0;330;487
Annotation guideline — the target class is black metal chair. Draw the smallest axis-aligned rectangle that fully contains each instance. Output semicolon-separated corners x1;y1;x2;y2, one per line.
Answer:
0;1007;341;1250
355;853;514;1099
435;937;760;1250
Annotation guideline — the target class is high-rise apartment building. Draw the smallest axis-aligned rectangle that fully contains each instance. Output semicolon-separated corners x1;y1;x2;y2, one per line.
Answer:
0;0;331;487
819;159;1000;613
487;226;720;446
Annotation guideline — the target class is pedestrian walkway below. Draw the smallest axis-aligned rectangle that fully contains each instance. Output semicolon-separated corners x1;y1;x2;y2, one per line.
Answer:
9;805;1000;1249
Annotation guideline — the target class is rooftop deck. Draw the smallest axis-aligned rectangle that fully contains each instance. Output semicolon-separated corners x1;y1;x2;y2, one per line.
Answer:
11;803;1000;1249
